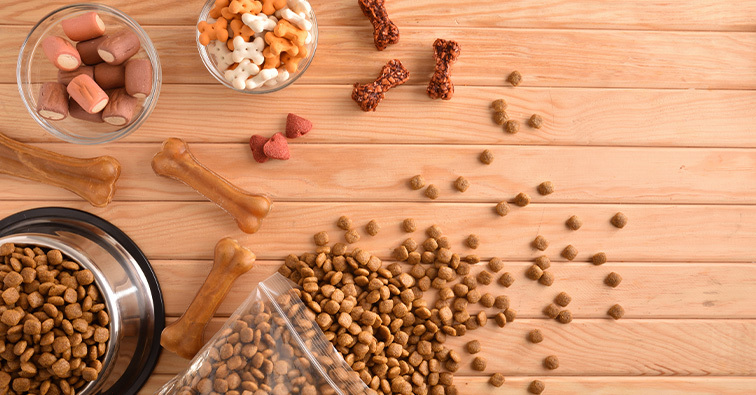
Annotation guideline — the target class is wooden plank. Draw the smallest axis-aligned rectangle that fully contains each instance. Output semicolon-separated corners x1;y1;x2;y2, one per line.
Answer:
155;260;756;319
3;0;755;32
4;85;756;148
2;142;756;204
151;318;756;376
3;27;756;88
140;374;756;395
0;201;754;262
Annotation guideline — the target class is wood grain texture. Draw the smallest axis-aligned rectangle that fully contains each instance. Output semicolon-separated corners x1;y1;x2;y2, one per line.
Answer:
4;85;756;148
2;27;755;88
155;260;756;318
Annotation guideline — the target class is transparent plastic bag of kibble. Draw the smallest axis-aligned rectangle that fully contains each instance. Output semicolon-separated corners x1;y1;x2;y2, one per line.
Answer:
157;273;372;395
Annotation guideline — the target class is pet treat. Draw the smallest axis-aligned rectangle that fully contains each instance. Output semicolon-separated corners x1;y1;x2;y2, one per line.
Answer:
566;215;583;230
494;312;506;327
94;59;126;89
279;7;312;31
337;215;352;230
352;59;409;111
345;229;360;244
124;58;153;98
427;225;443;238
495;201;510;216
494;295;509;310
466;234;480;249
477;270;492;285
225;59;262;89
36;82;69;120
514;192;531;207
285;113;313;138
76;36;108;65
537;181;554;196
423;237;438;251
67;74;108;113
493;111;508;125
556;310;573;324
69;98;104;123
41;36;81;71
535;256;550;270
504;308;516;322
233;35;265;63
102;88;138;126
508;71;522;86
152;138;272;233
366;220;380;236
263;132;290;160
491;99;507;111
245;67;279;90
472;356;487;371
611;212;628;228
529;114;544;129
358;0;399;50
466;340;481;354
555;292;571;307
528;329;543;343
427;38;461;100
561;245;578;260
161;238;255;359
488;257;504;272
57;65;94;85
539;271;554;286
314;231;329;246
543;355;559;370
62;11;105;41
0;132;120;206
489;373;505;387
97;30;140;65
261;0;286;15
532;235;549;251
504;120;520;134
528;380;545;394
608;304;625;320
241;12;276;34
479;149;494;164
409;175;425;190
425;184;439;200
198;18;229;46
454;176;469;192
542;303;560;319
592;252;607;265
479;293;494;307
249;134;269;163
275;19;307;46
604;272;622;288
498;272;515;287
402;218;416;232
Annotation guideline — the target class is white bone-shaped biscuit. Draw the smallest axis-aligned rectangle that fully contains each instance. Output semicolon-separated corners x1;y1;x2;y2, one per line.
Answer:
224;59;261;90
264;67;291;87
232;36;265;65
242;13;278;35
208;40;234;71
279;7;312;31
246;68;278;90
287;0;311;14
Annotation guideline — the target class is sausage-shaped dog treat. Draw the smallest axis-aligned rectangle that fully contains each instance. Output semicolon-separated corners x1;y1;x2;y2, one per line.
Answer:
67;74;109;114
57;65;94;85
76;36;107;65
97;30;140;65
36;82;69;120
69;98;104;123
61;11;105;42
102;89;138;126
94;63;125;89
124;59;152;98
41;36;81;71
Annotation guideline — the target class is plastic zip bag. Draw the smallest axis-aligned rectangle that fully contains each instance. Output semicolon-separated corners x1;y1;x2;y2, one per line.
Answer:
157;273;370;395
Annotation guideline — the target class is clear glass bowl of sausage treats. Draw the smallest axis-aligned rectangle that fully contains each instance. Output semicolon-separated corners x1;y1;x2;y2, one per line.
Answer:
196;0;318;93
17;3;162;144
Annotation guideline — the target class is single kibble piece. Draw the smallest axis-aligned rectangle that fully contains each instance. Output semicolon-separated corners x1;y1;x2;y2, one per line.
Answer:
555;292;571;307
543;355;559;370
479;149;494;165
535;256;550;270
365;220;380;236
402;218;417;233
608;304;625;320
425;185;439;200
504;120;520;134
471;356;487;371
336;216;352;230
542;303;560;319
529;114;544;129
507;70;522;86
345;229;360;244
566;215;583;230
313;231;329;246
494;312;507;327
477;270;493;285
528;329;543;343
489;373;505;387
611;212;628;228
604;272;622;288
498;272;515;287
561;245;578;261
592;252;607;265
539;271;555;286
426;225;443;238
491;99;507;112
504;308;517;322
495;201;510;216
466;340;481;354
467;234;480;249
526;264;544;281
556;310;573;324
488;257;504;272
537;181;554;196
532;235;549;251
409;175;425;190
514;193;531;207
528;380;545;394
479;293;495;307
454;176;470;193
494;295;509;310
493;111;509;125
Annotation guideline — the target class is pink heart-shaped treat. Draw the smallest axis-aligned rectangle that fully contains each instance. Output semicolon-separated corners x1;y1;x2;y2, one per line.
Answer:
285;113;313;139
249;134;269;163
263;132;290;160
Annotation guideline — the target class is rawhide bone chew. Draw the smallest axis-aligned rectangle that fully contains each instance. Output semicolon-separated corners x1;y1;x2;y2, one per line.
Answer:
0;132;121;207
151;138;272;233
427;38;461;100
161;237;255;359
352;58;409;111
358;0;399;51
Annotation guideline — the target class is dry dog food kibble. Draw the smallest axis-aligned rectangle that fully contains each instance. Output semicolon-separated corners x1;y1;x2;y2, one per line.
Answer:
528;379;546;394
365;220;380;236
611;212;628;228
508;71;522;86
605;272;622;288
538;271;555;286
526;264;544;280
608;304;625;320
479;292;495;308
491;99;507;112
494;295;509;310
454;176;470;193
561;245;578;261
466;234;480;249
489;373;505;387
535;256;551;270
504;308;517;322
543;303;560;319
313;231;329;246
528;329;544;343
425;184;439;200
514;193;531;207
532;235;549;251
402;218;417;233
529;114;544;129
498;272;515;287
409;175;425;190
493;111;509;126
337;215;352;230
479;149;494;165
504;120;520;134
344;229;360;244
591;252;607;266
472;356;487;371
495;201;510;217
566;215;583;230
555;292;572;307
537;181;554;196
477;270;493;285
466;340;481;354
488;257;504;272
543;355;559;370
556;309;573;324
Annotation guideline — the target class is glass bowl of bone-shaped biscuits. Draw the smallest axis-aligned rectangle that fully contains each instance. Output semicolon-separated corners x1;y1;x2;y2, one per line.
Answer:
196;0;317;93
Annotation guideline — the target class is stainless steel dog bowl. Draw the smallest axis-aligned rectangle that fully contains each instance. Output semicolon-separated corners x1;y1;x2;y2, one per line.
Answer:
0;207;164;395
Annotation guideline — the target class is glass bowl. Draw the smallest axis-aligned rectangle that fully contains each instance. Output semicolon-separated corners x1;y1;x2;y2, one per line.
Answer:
17;3;162;145
196;0;318;94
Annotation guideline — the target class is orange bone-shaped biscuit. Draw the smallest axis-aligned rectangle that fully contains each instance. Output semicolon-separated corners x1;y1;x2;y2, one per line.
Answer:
261;0;286;15
198;18;229;46
0;132;120;207
274;19;307;47
281;45;308;73
230;19;255;43
262;47;281;69
160;237;255;359
209;0;230;19
264;32;297;56
229;0;262;14
151;138;272;234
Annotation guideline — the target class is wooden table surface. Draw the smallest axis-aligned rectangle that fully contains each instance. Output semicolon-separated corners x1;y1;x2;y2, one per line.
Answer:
2;1;756;394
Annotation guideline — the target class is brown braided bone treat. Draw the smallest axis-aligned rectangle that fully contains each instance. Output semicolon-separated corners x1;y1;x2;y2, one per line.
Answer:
152;138;272;233
352;59;409;111
358;0;399;51
0;132;121;207
427;38;461;100
161;237;256;359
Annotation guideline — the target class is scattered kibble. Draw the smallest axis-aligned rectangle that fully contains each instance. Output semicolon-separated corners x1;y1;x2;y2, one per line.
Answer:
604;272;622;288
494;312;507;327
539;271;554;286
494;295;509;310
336;216;352;230
561;245;578;261
556;310;573;324
537;181;554;196
454;176;470;192
344;229;360;244
528;329;543;343
493;111;509;125
495;201;510;216
532;235;549;251
491;99;507;112
592;252;607;265
425;184;439;200
402;218;416;233
608;304;625;320
507;70;522;87
504;308;517;322
488;257;504;272
543;303;560;319
479;293;495;308
467;234;480;249
529;114;544;129
514;192;531;207
543;355;559;370
423;237;439;251
466;340;481;354
504;119;520;134
477;270;493;285
611;212;628;228
365;220;380;236
489;373;505;387
472;356;487;371
409;175;425;190
479;149;494;165
555;292;571;307
526;264;544;280
427;225;443;239
535;256;550;270
313;231;329;246
528;380;545;394
566;215;583;230
498;272;515;287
